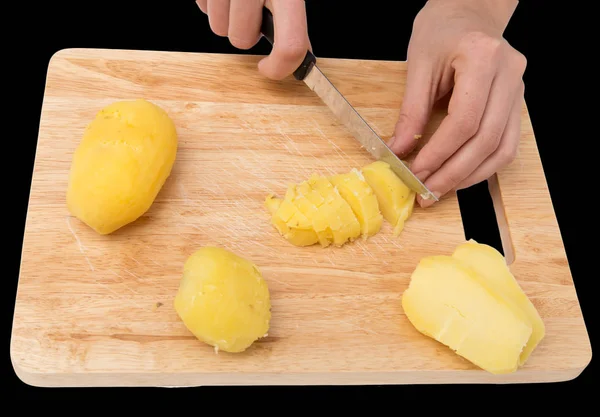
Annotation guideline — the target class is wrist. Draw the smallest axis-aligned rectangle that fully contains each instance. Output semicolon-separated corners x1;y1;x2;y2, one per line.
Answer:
428;0;519;33
483;0;519;31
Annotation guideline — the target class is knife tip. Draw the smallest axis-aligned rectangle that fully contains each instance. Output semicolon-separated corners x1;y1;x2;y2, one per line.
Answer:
420;191;439;202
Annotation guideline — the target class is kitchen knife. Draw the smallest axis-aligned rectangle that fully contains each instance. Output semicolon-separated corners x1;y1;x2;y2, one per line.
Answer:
259;7;437;201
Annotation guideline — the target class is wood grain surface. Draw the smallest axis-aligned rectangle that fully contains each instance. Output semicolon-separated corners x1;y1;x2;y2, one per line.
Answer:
10;48;591;387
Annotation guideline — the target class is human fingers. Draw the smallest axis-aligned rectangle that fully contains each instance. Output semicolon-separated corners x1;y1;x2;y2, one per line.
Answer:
228;0;263;49
258;0;310;80
387;59;435;158
207;0;230;37
409;53;496;183
416;57;525;207
196;0;208;13
411;61;495;185
454;83;524;191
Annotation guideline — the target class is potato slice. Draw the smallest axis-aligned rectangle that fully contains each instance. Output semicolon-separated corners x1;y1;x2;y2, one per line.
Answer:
329;168;383;238
361;161;416;236
451;240;545;365
174;246;271;353
292;181;333;247
306;174;362;246
265;188;319;247
266;172;363;247
67;99;178;234
402;254;533;374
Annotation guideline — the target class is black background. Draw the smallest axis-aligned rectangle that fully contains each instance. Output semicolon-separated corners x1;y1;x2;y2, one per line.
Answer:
5;0;596;405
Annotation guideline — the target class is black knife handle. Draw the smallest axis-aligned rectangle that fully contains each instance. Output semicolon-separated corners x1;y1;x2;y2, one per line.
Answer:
260;7;316;81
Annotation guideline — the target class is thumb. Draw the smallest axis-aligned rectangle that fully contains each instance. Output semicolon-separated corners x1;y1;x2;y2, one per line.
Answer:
388;62;435;157
257;0;310;80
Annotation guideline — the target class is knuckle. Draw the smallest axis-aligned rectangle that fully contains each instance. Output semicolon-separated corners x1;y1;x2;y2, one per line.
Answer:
396;111;424;131
412;9;427;30
510;50;528;75
454;110;480;138
480;126;504;154
498;142;519;165
516;80;526;97
461;31;503;57
445;169;465;189
277;38;308;61
422;149;449;174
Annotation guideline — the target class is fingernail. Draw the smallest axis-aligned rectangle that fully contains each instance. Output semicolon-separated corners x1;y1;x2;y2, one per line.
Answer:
419;191;441;208
386;135;396;147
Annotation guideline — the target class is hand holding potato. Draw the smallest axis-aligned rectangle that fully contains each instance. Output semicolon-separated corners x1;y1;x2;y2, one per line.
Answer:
388;0;526;207
198;0;527;209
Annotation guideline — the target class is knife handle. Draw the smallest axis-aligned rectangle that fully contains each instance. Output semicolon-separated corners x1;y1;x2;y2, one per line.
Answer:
260;7;316;81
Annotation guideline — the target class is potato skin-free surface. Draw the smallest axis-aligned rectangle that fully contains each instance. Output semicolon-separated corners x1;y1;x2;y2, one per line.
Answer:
174;247;271;353
361;161;415;237
67;99;178;234
329;168;383;238
402;240;545;374
452;240;546;365
266;161;416;247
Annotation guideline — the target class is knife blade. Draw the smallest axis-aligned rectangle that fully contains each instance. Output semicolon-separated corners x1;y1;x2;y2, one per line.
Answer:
259;7;437;201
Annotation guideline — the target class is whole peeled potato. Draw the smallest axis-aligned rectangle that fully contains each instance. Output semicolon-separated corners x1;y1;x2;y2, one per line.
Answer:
66;99;178;234
174;246;272;353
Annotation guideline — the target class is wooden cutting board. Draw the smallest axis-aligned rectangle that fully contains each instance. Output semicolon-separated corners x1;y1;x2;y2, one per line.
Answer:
10;48;591;387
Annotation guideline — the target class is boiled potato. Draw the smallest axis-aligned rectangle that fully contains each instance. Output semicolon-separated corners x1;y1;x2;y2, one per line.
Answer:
288;181;333;247
401;240;544;374
361;161;416;237
265;187;320;247
174;246;271;353
329;168;383;238
306;174;361;246
452;240;545;365
266;173;363;248
66;99;178;234
265;160;418;246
